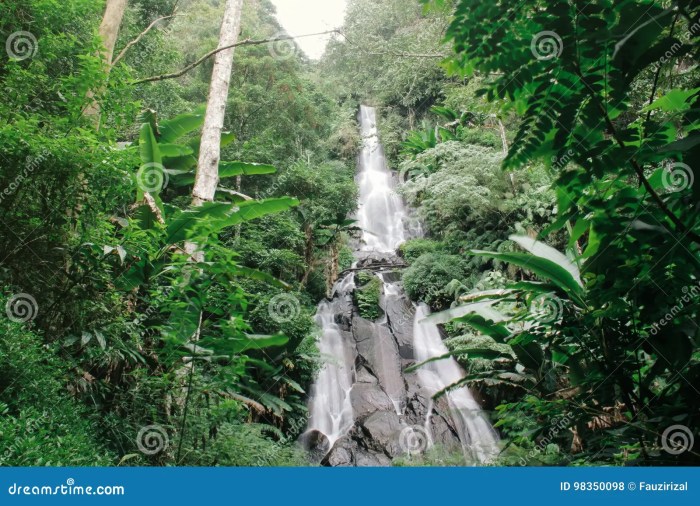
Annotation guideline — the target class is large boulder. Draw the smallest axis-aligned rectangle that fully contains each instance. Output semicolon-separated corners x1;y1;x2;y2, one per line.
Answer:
352;316;405;404
359;411;404;457
298;429;331;463
350;383;395;418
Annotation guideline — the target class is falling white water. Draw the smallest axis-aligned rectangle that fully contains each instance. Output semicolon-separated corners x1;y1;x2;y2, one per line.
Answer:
413;303;500;463
306;276;356;448
306;105;498;464
356;105;406;252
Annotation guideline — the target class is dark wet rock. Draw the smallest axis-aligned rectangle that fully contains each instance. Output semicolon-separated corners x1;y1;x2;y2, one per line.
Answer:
351;383;395;418
359;411;404;457
354;450;392;466
382;294;415;359
354;251;406;270
380;270;403;283
355;365;378;384
330;295;354;331
299;429;331;463
323;445;353;467
352;316;405;403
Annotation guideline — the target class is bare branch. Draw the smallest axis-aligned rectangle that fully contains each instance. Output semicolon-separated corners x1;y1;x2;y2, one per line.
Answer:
112;13;180;67
132;29;340;85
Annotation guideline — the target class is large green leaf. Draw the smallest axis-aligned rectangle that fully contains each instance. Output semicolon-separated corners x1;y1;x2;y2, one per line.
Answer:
214;198;299;230
201;334;289;355
472;250;585;304
509;235;582;287
165;198;299;245
172;161;277;186
165;202;232;245
159;112;204;143
425;300;507;325
136;123;164;200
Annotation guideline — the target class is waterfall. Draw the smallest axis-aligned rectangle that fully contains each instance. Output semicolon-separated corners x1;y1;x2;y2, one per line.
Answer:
356;105;406;252
306;275;356;449
303;105;499;466
413;303;500;463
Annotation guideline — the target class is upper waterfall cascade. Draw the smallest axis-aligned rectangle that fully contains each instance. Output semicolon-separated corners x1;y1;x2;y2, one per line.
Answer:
304;105;499;466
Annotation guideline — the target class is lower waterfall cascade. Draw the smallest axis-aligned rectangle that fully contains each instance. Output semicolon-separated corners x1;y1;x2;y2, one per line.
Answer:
302;105;500;466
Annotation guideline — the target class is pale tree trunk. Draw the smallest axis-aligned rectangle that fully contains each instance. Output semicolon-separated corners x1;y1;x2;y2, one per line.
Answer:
498;118;517;195
98;0;129;66
177;1;245;459
186;0;244;261
84;0;128;121
191;0;244;207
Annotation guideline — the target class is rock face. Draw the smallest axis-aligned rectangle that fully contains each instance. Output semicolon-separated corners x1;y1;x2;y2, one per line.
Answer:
307;269;464;467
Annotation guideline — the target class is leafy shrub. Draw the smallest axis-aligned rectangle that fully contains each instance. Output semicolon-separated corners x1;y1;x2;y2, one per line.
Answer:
0;308;115;466
399;238;443;263
402;253;468;310
354;271;382;320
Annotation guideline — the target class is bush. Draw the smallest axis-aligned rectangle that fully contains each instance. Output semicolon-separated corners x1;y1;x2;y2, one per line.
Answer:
354;271;382;320
0;306;115;466
402;253;468;310
399;238;443;264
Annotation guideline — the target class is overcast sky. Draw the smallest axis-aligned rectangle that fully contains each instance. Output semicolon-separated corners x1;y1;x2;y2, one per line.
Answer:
270;0;348;59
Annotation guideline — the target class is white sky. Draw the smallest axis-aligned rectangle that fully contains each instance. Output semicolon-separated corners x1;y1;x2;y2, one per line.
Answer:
270;0;348;59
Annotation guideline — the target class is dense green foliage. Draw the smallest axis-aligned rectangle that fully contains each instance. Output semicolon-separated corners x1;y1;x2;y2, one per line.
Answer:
0;0;357;466
1;0;698;467
413;0;700;464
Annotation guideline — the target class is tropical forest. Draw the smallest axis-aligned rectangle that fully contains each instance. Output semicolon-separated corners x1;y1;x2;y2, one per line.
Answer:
0;0;699;468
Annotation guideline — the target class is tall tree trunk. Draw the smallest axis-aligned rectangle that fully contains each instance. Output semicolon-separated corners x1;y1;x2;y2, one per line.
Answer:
178;0;244;458
498;118;517;195
191;0;244;207
84;0;128;122
98;0;129;66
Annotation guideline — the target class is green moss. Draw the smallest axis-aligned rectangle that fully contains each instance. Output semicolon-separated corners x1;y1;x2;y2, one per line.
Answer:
354;271;382;320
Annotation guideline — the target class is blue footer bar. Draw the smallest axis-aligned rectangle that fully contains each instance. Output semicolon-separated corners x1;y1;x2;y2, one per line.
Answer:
1;467;698;504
